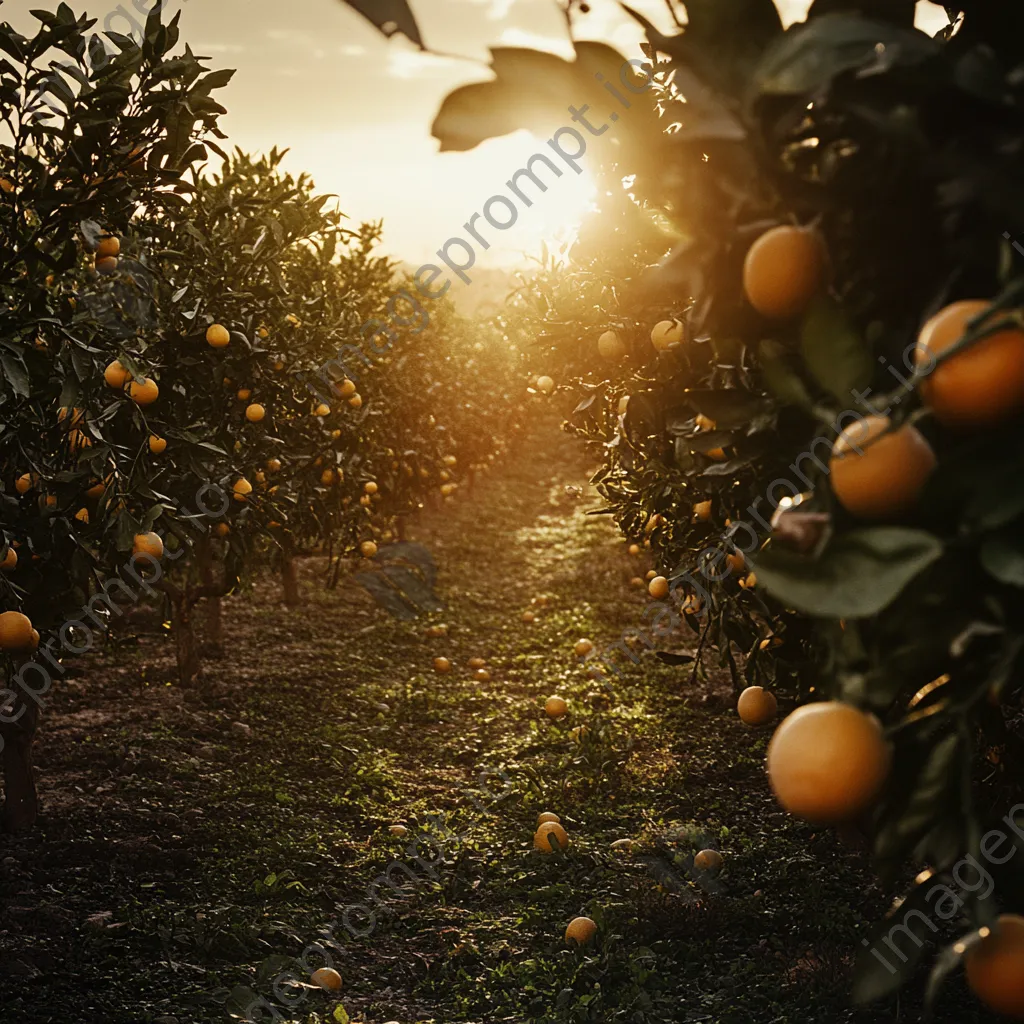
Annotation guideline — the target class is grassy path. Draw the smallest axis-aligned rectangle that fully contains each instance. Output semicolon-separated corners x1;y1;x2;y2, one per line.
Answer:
0;414;996;1023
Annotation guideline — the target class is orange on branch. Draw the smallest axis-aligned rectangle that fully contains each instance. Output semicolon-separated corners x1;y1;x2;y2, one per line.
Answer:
206;323;230;348
965;914;1024;1019
743;225;826;319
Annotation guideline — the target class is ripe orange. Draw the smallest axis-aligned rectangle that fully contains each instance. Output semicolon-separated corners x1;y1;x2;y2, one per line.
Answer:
630;576;645;588
743;225;825;319
320;469;336;486
767;702;891;823
242;403;265;424
349;394;363;409
598;329;627;361
651;319;683;351
965;913;1024;1018
565;916;597;945
693;849;724;874
695;413;716;432
310;967;343;992
133;532;163;560
96;235;120;258
364;481;378;495
829;414;936;519
128;377;159;405
545;696;568;719
737;686;778;726
1;549;17;570
313;403;331;417
648;575;669;599
237;388;251;401
534;821;569;853
232;477;253;502
917;299;1024;427
15;472;36;495
574;638;593;657
536;375;555;395
360;540;378;558
443;455;458;467
628;543;640;556
95;256;118;275
694;500;712;521
206;323;230;348
645;569;657;581
104;359;131;389
473;668;491;682
214;522;230;538
338;378;356;397
725;552;745;575
425;623;448;638
266;458;282;473
433;656;451;673
537;812;560;825
740;572;758;589
74;508;89;524
0;611;36;651
149;435;166;454
521;610;536;623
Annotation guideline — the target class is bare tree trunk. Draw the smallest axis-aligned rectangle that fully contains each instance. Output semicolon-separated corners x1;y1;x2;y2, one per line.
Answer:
0;688;39;832
198;538;223;648
173;593;200;686
281;534;301;606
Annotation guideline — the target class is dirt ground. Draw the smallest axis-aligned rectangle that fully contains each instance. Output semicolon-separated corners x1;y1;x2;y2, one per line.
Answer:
0;415;1001;1023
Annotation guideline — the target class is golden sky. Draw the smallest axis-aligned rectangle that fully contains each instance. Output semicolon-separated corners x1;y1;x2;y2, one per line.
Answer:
4;0;949;266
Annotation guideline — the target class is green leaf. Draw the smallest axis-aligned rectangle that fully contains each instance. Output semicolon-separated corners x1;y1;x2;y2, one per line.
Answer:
758;340;813;408
332;1005;351;1024
0;353;31;397
800;295;872;404
753;12;939;97
980;530;1024;586
753;527;943;618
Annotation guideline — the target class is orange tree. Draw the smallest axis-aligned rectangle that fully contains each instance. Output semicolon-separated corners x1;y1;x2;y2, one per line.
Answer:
0;5;230;829
424;0;1024;1013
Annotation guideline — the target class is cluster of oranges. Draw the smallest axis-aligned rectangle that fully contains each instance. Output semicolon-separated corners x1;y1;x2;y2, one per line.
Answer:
743;225;1024;520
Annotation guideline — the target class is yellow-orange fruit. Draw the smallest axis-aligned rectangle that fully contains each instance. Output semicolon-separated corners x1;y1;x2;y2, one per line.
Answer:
694;500;712;521
232;478;253;502
237;388;251;401
206;323;230;348
1;549;16;570
338;378;356;397
349;393;363;409
737;686;778;726
574;638;593;657
917;299;1024;428
598;329;627;361
96;235;120;258
129;377;159;405
537;812;560;825
565;916;597;945
433;656;451;673
95;256;118;275
364;481;378;495
214;522;230;538
132;532;163;560
360;540;378;558
15;472;35;495
725;552;746;575
693;849;724;874
521;610;535;623
320;469;335;486
965;913;1024;1019
829;415;936;519
104;359;131;389
243;403;265;424
310;967;343;992
313;403;331;417
743;225;825;319
468;656;487;669
266;458;282;473
651;319;683;351
149;435;167;454
545;696;568;719
534;821;569;853
536;375;555;395
648;575;670;599
473;668;491;682
0;611;36;651
766;702;891;823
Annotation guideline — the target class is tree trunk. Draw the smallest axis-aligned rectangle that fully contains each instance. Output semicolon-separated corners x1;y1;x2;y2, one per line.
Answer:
1;690;39;832
282;535;301;606
173;593;201;686
199;538;223;648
